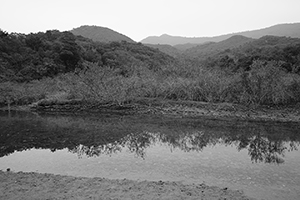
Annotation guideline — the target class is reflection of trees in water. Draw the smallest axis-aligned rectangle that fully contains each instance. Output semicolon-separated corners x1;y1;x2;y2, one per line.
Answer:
217;125;300;164
248;136;286;164
121;131;156;158
69;129;299;164
69;142;123;158
246;136;299;164
1;112;300;164
159;131;204;152
67;131;157;159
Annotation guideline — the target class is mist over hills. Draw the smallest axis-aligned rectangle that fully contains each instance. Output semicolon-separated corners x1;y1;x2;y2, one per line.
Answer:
141;23;300;46
70;25;135;43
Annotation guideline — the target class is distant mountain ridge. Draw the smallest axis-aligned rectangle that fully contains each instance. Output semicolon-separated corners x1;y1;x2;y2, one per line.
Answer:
183;35;254;58
144;44;182;58
141;23;300;46
146;35;254;58
70;25;135;43
197;35;300;73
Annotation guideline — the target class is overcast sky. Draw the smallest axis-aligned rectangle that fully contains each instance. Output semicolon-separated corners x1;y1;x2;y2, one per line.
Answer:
1;0;300;41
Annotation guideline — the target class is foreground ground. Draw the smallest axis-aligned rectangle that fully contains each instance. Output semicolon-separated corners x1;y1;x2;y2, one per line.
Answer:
0;171;254;200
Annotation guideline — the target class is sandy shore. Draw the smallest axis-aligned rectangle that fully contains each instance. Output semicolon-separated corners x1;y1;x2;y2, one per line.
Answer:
0;171;254;200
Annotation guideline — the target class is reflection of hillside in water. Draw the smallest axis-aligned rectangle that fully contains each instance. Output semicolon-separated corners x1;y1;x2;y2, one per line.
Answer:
0;111;299;164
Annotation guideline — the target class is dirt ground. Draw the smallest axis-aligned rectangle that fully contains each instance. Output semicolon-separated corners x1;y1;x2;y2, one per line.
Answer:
0;171;255;200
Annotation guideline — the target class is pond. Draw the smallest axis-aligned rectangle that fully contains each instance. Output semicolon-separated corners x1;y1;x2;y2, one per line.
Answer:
0;110;300;200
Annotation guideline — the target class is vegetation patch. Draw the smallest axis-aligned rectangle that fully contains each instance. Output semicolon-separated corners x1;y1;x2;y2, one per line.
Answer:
1;29;300;121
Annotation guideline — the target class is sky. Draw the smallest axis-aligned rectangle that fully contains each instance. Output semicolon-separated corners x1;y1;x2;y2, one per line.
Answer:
1;0;300;41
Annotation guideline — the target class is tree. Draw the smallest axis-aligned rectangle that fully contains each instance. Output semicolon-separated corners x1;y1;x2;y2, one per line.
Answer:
58;32;81;71
0;29;8;38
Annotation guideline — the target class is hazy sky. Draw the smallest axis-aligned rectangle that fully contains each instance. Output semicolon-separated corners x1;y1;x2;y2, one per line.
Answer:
1;0;300;41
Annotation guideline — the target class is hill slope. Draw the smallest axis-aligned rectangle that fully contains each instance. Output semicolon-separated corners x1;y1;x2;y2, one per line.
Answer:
0;30;175;82
70;25;135;43
144;44;182;58
183;35;254;59
196;35;300;73
141;23;300;46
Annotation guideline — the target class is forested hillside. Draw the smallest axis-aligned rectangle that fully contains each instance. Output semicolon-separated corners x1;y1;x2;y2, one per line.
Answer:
1;27;300;109
0;29;175;82
183;35;254;60
196;35;300;73
144;44;182;58
146;34;300;76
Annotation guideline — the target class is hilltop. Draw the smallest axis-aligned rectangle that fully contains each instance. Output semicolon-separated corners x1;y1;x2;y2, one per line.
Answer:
141;23;300;46
70;25;135;43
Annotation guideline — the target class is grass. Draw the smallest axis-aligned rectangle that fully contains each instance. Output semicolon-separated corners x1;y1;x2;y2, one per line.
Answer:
1;60;300;108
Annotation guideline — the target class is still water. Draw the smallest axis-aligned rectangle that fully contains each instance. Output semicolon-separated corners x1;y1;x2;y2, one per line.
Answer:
0;110;300;200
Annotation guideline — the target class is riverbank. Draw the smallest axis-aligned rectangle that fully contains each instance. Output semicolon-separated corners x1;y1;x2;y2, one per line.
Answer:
18;97;300;122
0;171;254;200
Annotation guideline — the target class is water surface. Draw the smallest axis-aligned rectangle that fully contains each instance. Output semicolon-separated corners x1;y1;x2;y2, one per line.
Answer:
0;110;300;200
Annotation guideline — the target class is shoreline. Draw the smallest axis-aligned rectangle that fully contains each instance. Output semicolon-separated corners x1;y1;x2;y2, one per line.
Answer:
2;98;300;123
0;171;254;200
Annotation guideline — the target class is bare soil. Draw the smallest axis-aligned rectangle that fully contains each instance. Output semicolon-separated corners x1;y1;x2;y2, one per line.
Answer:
0;171;254;200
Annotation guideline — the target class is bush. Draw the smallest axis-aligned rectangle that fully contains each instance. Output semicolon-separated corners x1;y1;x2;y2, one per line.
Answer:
2;60;300;108
236;60;300;105
0;81;47;106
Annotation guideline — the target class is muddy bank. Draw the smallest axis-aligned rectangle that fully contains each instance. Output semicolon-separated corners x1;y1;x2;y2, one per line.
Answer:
0;171;254;200
27;98;300;122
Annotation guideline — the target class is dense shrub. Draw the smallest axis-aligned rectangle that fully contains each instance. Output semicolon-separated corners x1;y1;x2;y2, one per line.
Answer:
236;60;300;105
1;60;300;108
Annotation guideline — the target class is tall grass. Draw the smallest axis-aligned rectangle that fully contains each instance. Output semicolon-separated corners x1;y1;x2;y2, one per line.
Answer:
1;60;300;107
